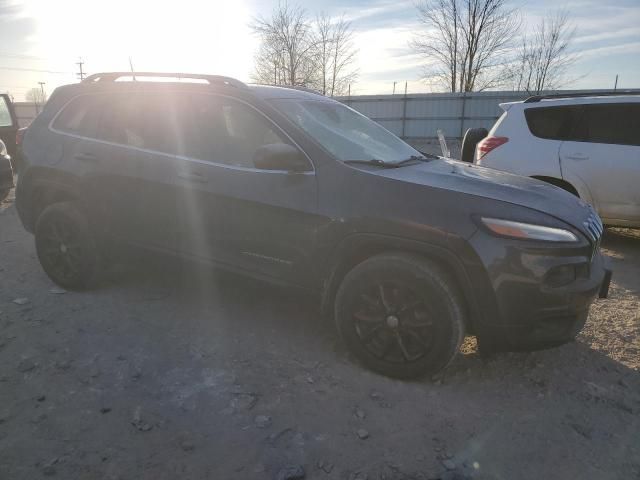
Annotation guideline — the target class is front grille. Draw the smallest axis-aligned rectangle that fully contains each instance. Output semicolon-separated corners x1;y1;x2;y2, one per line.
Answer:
583;210;604;256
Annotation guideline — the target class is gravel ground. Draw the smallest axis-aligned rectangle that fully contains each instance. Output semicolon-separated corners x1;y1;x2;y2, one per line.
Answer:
0;189;639;480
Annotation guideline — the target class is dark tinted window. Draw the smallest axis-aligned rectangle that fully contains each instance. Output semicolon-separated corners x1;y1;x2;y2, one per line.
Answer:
582;104;640;146
97;93;179;154
524;106;582;140
181;95;291;168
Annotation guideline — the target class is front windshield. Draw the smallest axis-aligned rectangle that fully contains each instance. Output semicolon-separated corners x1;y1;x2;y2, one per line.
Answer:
270;99;422;164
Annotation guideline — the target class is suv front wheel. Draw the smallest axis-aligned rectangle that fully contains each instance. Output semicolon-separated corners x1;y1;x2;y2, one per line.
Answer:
335;253;465;379
35;201;101;290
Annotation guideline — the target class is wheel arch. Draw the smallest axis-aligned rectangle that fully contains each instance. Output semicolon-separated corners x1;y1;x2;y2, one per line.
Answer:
530;175;579;197
23;179;81;232
320;234;481;333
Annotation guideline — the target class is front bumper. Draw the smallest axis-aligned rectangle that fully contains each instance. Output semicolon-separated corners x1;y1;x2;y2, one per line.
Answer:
468;229;609;352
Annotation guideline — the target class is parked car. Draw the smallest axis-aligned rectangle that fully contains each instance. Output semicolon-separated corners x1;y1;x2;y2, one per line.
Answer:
16;72;610;378
0;93;18;171
470;92;640;228
0;138;13;201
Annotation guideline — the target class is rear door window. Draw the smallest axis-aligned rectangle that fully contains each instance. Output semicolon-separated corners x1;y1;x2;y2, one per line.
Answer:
0;96;15;127
524;105;583;140
582;103;640;146
96;93;179;154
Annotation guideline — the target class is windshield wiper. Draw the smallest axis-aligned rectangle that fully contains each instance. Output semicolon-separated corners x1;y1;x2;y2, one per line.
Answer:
344;154;437;169
344;159;398;168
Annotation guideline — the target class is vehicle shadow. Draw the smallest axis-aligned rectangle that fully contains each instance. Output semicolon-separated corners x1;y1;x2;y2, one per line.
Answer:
601;227;640;294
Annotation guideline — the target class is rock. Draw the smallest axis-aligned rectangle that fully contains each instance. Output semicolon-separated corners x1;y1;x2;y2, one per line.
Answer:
354;408;366;420
569;422;592;439
230;393;258;411
17;358;36;372
442;459;456;470
12;298;29;305
254;414;272;428
369;391;382;400
275;464;305;480
317;460;334;473
49;287;67;295
356;428;370;440
131;406;153;432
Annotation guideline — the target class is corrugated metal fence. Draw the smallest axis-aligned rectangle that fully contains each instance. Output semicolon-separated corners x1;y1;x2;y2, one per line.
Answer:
336;90;594;142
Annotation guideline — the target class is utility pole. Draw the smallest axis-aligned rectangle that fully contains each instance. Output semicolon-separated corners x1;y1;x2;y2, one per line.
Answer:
614;74;619;90
392;81;396;95
76;58;86;81
38;81;46;105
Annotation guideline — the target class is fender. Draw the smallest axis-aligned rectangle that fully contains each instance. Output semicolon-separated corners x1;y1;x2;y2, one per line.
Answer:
319;232;488;333
16;168;82;232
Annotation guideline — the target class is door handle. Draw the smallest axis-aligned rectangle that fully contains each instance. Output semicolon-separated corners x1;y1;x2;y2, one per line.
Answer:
177;171;208;183
565;153;589;161
74;152;99;162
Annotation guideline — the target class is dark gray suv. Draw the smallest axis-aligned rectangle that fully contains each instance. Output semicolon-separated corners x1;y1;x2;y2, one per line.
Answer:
16;72;610;379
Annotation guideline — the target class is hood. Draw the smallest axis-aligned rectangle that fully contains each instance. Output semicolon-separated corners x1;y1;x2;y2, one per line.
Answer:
378;158;595;234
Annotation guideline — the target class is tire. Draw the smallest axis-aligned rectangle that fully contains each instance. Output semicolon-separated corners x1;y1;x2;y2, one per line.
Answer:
35;201;101;290
0;189;8;202
335;253;465;379
460;127;488;163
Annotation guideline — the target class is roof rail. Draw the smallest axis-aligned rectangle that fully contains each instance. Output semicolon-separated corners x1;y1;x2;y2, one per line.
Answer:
83;72;248;89
524;90;640;103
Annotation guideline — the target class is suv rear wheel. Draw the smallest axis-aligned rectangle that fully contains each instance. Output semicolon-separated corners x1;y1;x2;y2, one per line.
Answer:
335;253;465;379
35;201;101;290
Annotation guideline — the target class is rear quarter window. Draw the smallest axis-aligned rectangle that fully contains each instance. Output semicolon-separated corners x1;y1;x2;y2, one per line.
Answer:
52;95;104;137
524;105;582;141
582;103;640;146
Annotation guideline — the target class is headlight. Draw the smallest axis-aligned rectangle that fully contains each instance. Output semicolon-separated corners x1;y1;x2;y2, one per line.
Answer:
480;217;578;242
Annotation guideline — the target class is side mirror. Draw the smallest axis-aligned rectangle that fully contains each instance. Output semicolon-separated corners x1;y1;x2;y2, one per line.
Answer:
253;143;309;173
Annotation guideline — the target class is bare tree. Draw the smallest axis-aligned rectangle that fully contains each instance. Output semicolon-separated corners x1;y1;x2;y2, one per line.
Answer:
411;0;520;92
312;13;358;96
251;4;358;95
250;2;317;87
25;87;47;105
511;10;578;94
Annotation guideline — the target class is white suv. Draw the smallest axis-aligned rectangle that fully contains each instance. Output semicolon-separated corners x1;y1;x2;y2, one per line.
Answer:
474;93;640;228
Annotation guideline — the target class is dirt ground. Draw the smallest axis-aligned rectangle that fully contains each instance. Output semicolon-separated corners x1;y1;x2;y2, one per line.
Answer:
1;188;639;480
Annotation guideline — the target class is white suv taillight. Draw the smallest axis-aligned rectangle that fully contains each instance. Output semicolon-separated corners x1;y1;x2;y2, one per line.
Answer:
476;136;508;163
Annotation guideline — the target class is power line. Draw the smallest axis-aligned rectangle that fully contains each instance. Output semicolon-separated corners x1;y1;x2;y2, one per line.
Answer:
0;52;49;61
0;66;72;74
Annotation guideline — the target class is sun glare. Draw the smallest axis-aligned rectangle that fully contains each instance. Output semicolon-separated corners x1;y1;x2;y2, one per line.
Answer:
24;0;256;82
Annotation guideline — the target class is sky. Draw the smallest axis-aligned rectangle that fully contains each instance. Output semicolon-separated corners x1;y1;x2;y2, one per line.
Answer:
0;0;639;100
